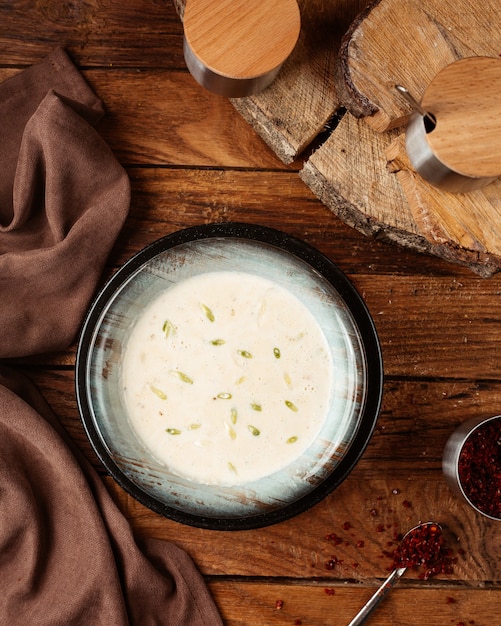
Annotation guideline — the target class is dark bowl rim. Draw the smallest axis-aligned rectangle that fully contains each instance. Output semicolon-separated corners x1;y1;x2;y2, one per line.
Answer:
75;222;384;530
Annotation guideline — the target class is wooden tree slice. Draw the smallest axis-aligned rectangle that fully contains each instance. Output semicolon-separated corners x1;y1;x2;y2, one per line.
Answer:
301;113;501;277
387;134;501;272
336;0;501;133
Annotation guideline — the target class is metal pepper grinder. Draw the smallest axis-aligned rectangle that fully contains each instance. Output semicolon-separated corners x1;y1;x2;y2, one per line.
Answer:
182;0;301;98
399;56;501;193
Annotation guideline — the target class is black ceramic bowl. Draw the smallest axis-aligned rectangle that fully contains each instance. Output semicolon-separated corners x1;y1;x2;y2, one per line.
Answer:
76;223;383;530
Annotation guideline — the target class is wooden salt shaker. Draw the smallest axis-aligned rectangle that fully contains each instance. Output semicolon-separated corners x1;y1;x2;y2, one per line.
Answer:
404;57;501;192
183;0;301;98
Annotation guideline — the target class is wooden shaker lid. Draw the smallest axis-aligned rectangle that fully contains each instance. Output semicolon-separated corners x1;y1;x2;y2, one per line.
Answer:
405;56;501;191
183;0;301;97
422;56;501;179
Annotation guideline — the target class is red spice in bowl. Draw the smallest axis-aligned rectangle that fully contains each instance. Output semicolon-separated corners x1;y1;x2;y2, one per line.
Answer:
458;418;501;519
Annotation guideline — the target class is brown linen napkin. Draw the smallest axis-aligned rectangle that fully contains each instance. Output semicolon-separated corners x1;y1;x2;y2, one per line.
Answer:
0;365;222;626
0;51;223;624
0;47;128;357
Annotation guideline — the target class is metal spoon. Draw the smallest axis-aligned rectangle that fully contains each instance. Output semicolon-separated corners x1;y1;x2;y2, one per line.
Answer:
347;521;442;626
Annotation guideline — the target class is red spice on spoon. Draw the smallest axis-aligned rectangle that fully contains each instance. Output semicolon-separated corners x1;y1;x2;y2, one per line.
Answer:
390;522;454;580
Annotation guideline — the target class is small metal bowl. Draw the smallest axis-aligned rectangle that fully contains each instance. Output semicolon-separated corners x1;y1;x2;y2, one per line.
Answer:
443;415;501;521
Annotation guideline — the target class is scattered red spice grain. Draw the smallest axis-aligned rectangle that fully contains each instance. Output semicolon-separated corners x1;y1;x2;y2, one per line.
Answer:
342;521;352;531
458;418;501;519
370;508;378;517
275;599;284;610
389;523;455;580
356;540;365;548
325;532;343;546
375;523;385;533
294;620;302;625
402;499;412;509
446;596;457;604
324;588;336;596
325;555;343;570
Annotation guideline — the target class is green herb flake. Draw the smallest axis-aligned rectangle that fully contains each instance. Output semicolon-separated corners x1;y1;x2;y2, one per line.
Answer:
250;402;262;412
228;461;238;474
188;423;201;430
169;370;194;384
238;350;253;358
217;392;232;400
210;338;225;346
284;373;292;387
248;425;260;436
285;400;298;412
286;436;298;444
162;319;175;337
149;385;167;400
273;347;281;359
200;303;215;322
225;423;237;440
166;428;182;435
230;408;238;424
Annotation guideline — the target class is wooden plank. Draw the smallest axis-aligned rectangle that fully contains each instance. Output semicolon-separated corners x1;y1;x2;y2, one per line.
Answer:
104;472;501;582
0;67;283;169
0;0;186;68
336;0;501;132
208;582;501;626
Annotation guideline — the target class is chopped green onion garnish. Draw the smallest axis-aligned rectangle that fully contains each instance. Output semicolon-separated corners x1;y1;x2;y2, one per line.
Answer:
284;373;292;387
285;400;298;412
286;436;298;444
169;370;193;384
210;339;225;345
166;428;182;435
162;319;175;337
228;461;238;474
188;423;201;430
217;392;232;400
238;350;252;358
201;303;215;322
250;402;262;411
230;408;238;424
248;425;260;436
149;385;167;400
273;347;281;359
225;423;237;440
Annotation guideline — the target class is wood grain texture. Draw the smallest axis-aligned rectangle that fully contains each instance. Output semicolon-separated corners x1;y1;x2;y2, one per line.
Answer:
302;113;501;277
176;0;370;163
3;2;501;623
183;0;300;78
387;134;501;261
208;583;501;626
336;0;501;133
421;57;501;178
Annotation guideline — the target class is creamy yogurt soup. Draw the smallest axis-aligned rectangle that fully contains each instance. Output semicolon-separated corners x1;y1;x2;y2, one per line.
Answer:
122;270;334;485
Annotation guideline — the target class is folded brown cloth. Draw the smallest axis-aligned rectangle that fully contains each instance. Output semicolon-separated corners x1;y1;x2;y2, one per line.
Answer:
0;50;222;624
0;366;222;625
0;47;128;357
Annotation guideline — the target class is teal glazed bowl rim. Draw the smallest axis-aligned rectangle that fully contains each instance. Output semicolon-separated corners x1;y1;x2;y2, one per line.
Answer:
76;223;383;530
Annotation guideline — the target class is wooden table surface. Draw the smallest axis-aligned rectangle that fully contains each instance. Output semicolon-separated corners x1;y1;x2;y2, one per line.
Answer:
2;2;501;625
